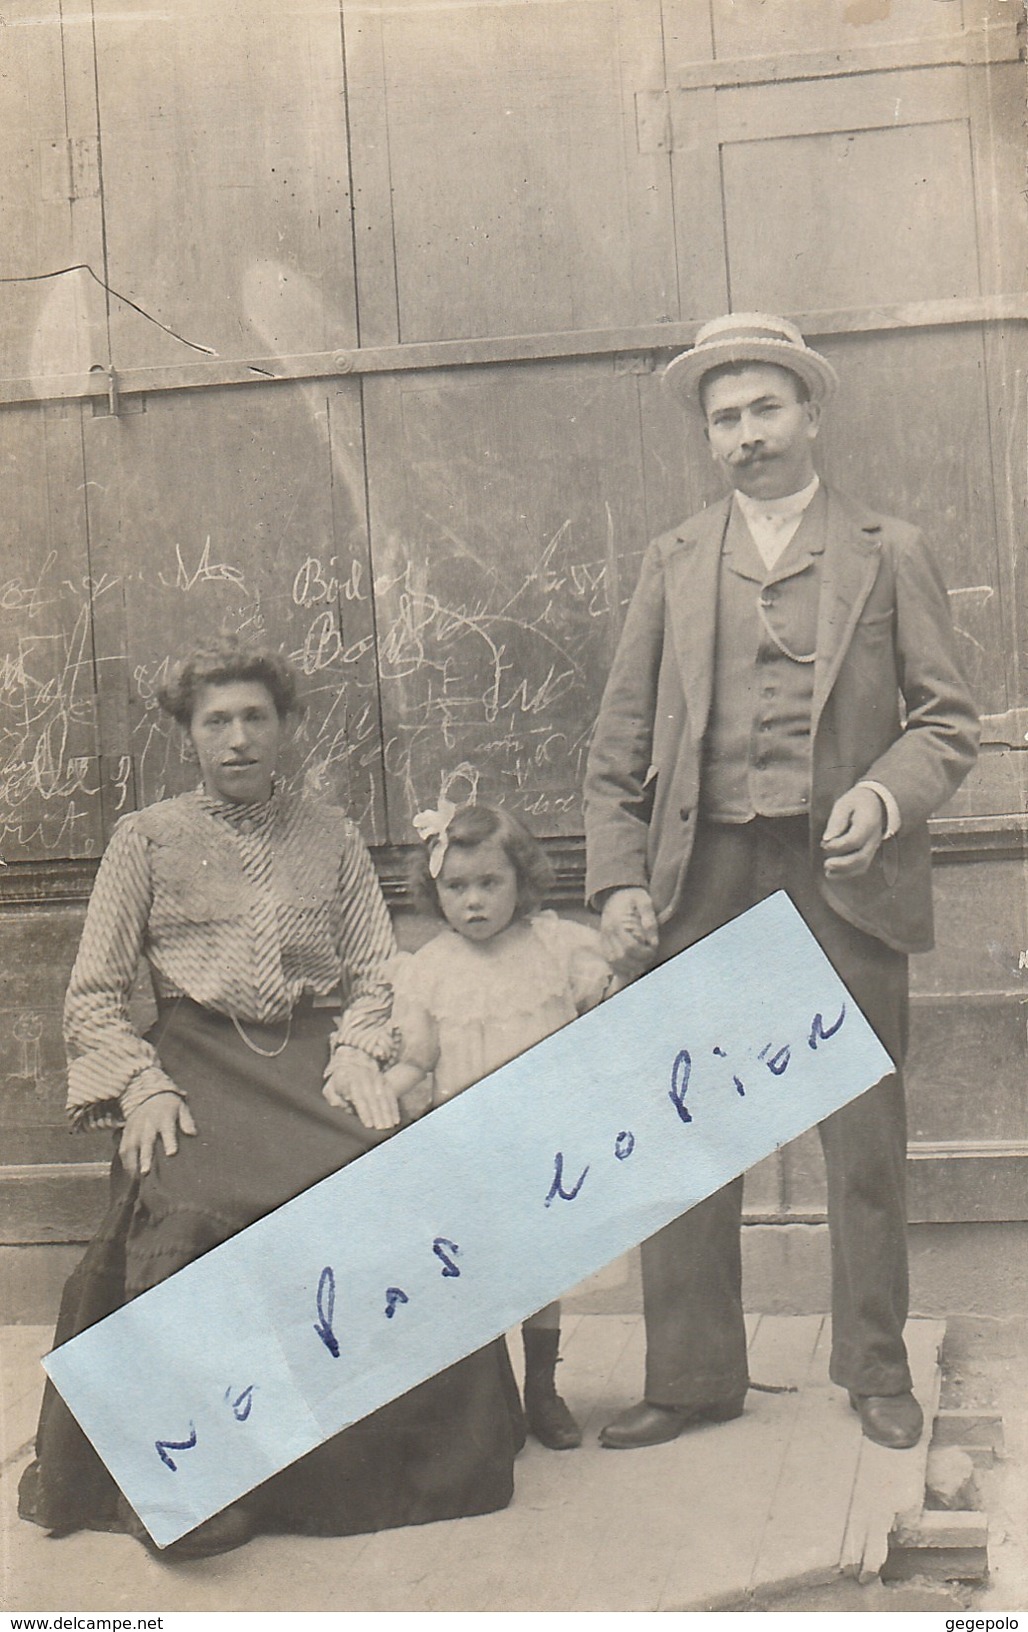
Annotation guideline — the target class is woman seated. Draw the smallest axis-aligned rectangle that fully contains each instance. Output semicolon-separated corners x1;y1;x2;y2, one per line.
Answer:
19;639;523;1559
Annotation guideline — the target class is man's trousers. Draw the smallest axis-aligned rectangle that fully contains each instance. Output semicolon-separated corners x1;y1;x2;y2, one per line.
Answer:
642;816;913;1406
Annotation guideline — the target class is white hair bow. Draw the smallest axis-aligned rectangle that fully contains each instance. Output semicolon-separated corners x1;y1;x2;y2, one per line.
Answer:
412;798;457;878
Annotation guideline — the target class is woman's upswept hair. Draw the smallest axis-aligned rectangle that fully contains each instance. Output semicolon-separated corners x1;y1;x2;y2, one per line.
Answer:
157;638;302;726
408;802;554;920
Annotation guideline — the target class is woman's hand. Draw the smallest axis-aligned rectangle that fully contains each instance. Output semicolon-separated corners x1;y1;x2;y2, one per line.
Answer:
324;1047;402;1131
119;1092;197;1178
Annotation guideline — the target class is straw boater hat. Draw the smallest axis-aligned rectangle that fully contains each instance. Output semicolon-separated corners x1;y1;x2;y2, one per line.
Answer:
664;312;839;410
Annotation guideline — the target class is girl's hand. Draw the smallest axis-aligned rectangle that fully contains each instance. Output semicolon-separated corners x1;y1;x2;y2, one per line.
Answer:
119;1092;197;1178
600;887;659;976
324;1048;402;1130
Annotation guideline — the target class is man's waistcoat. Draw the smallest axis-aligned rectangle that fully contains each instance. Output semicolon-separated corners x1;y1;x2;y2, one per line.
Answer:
702;493;824;821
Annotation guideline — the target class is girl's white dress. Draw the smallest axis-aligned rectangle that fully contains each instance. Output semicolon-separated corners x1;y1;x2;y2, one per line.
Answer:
390;911;612;1103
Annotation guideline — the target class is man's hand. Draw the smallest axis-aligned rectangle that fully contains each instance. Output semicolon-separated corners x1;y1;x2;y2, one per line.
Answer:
600;887;659;976
119;1092;197;1178
324;1047;401;1130
821;786;888;879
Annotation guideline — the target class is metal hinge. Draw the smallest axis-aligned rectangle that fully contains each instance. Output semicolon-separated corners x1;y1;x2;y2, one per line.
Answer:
39;137;100;203
635;90;673;155
88;363;146;417
613;352;657;376
980;707;1028;750
635;89;710;156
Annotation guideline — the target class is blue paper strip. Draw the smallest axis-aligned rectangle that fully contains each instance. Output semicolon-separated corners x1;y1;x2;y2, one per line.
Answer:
44;893;893;1545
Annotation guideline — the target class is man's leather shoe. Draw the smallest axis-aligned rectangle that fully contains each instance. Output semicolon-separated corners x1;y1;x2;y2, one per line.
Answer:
600;1395;745;1449
848;1390;923;1449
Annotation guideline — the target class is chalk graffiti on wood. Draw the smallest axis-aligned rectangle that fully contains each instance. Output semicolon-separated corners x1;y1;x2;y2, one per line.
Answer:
0;562;106;862
0;506;638;860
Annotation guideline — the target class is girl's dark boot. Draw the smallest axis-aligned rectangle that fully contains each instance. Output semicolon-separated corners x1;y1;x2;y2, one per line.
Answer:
522;1325;582;1450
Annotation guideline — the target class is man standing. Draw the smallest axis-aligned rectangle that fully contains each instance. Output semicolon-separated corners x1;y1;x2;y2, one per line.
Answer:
584;313;979;1451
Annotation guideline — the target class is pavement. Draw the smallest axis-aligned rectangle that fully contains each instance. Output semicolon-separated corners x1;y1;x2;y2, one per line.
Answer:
8;1309;1024;1613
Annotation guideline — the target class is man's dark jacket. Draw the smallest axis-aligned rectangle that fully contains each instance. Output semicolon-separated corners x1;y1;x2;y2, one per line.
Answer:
583;487;980;953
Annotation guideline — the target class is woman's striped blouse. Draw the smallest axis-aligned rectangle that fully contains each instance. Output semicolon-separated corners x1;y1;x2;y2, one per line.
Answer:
64;787;398;1128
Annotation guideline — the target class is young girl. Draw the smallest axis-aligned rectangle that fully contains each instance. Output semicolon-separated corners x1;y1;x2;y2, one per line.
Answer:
352;800;614;1450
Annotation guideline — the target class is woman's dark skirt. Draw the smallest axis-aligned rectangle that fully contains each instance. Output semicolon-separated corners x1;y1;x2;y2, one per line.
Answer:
19;1000;524;1540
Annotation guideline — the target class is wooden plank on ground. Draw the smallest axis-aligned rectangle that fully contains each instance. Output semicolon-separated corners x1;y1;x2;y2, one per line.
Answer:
747;1311;823;1392
330;1315;643;1612
559;1311;643;1435
657;1314;826;1609
307;1504;525;1613
839;1318;946;1582
560;1317;805;1612
4;1314;950;1611
0;1326;49;1468
747;1318;863;1596
481;1316;652;1610
484;1315;799;1612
